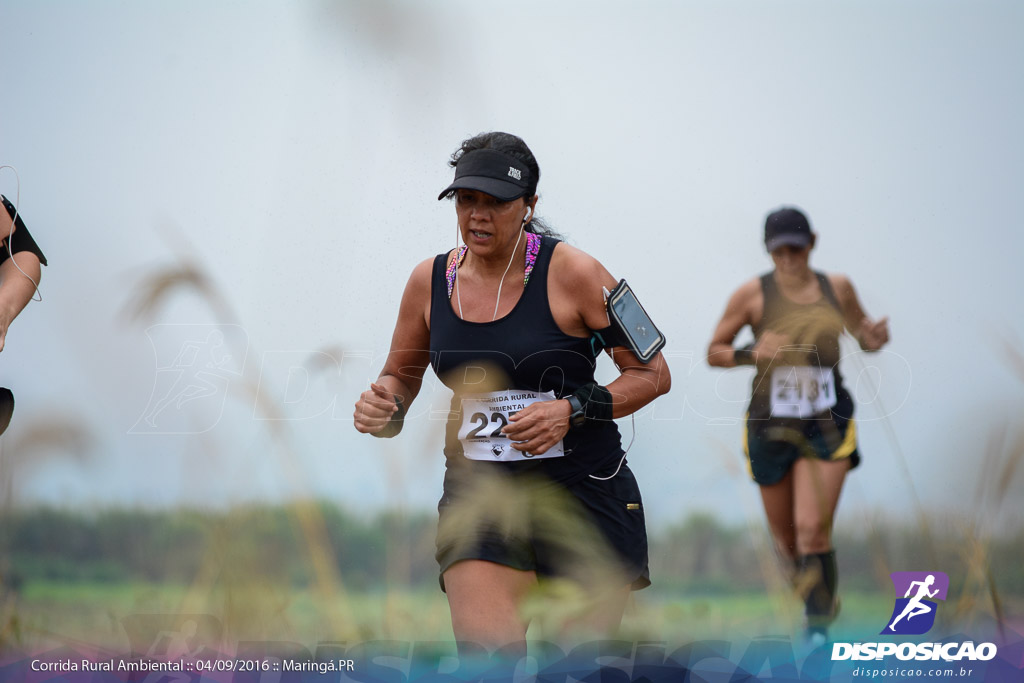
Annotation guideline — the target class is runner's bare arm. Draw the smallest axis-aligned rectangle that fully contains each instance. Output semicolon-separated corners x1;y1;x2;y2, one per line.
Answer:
564;245;671;417
353;258;433;435
0;252;42;353
828;274;889;351
707;278;760;367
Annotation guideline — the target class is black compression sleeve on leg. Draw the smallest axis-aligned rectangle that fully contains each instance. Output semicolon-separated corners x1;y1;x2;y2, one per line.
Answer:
799;550;838;632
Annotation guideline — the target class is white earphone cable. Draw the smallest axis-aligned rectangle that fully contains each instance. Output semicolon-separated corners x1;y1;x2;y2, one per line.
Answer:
491;225;524;321
589;414;635;481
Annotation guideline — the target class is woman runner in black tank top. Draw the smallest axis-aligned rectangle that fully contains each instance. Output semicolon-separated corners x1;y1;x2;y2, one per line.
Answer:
353;133;671;657
429;233;627;485
707;207;889;645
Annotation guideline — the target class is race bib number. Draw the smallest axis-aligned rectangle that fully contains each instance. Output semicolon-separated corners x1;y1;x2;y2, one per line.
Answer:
458;390;565;462
769;366;837;418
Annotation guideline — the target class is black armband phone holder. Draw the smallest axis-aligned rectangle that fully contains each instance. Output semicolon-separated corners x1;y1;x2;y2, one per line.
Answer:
603;279;666;364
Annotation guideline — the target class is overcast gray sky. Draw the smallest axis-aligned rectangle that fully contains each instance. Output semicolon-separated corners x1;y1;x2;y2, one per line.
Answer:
2;0;1022;533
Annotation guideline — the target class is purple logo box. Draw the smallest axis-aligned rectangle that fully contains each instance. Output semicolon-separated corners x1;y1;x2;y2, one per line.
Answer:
881;571;950;636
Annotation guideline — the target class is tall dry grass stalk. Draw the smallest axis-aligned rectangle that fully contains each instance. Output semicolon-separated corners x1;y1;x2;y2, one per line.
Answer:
944;338;1024;638
0;417;93;650
123;243;361;643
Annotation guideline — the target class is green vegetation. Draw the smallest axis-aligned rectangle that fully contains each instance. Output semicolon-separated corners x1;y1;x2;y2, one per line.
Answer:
1;505;1018;652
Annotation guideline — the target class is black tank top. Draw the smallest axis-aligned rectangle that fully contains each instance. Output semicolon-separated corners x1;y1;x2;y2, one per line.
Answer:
748;271;853;422
429;235;624;483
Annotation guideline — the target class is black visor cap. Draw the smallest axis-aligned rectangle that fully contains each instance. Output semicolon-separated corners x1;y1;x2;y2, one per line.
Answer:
437;149;531;201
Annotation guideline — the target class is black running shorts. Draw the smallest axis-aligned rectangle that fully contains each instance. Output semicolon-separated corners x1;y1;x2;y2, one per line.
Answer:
744;411;861;486
435;461;650;592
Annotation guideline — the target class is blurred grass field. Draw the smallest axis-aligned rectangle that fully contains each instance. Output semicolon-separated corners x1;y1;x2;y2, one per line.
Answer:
3;502;1022;655
9;579;901;653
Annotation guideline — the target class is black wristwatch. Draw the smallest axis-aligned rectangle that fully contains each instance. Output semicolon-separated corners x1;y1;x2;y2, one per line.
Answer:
565;394;586;428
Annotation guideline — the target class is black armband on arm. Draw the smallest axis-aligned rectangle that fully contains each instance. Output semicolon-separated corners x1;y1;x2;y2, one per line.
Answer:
572;383;614;423
371;395;406;439
605;279;665;364
1;194;48;266
733;343;756;366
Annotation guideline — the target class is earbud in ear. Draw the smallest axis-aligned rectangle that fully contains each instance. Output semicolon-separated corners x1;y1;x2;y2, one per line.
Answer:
524;207;532;222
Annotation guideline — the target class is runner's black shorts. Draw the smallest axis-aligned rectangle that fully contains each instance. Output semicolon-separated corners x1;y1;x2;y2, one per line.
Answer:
435;461;650;592
744;410;861;486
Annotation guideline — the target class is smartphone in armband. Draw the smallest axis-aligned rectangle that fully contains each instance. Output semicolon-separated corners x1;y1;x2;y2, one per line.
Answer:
606;279;666;364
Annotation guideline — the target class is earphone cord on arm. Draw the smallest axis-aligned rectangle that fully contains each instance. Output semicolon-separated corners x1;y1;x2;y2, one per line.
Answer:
589;413;635;481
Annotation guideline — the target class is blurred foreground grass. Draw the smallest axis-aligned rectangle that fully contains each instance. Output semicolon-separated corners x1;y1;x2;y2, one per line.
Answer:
11;581;453;650
2;505;1021;654
10;579;903;652
2;504;1021;657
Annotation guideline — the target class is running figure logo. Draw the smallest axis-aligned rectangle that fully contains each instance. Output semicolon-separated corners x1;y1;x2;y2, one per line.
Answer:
882;571;949;635
130;325;247;434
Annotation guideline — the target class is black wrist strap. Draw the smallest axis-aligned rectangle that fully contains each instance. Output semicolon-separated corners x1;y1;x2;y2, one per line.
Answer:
734;343;756;366
572;383;614;422
371;395;406;438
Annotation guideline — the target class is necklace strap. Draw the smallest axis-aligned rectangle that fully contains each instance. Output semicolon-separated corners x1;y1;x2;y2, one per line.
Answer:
445;245;467;299
523;231;541;285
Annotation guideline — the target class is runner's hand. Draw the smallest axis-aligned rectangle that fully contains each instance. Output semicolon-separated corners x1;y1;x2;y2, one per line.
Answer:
502;399;571;455
353;382;399;434
858;316;889;351
752;330;791;364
